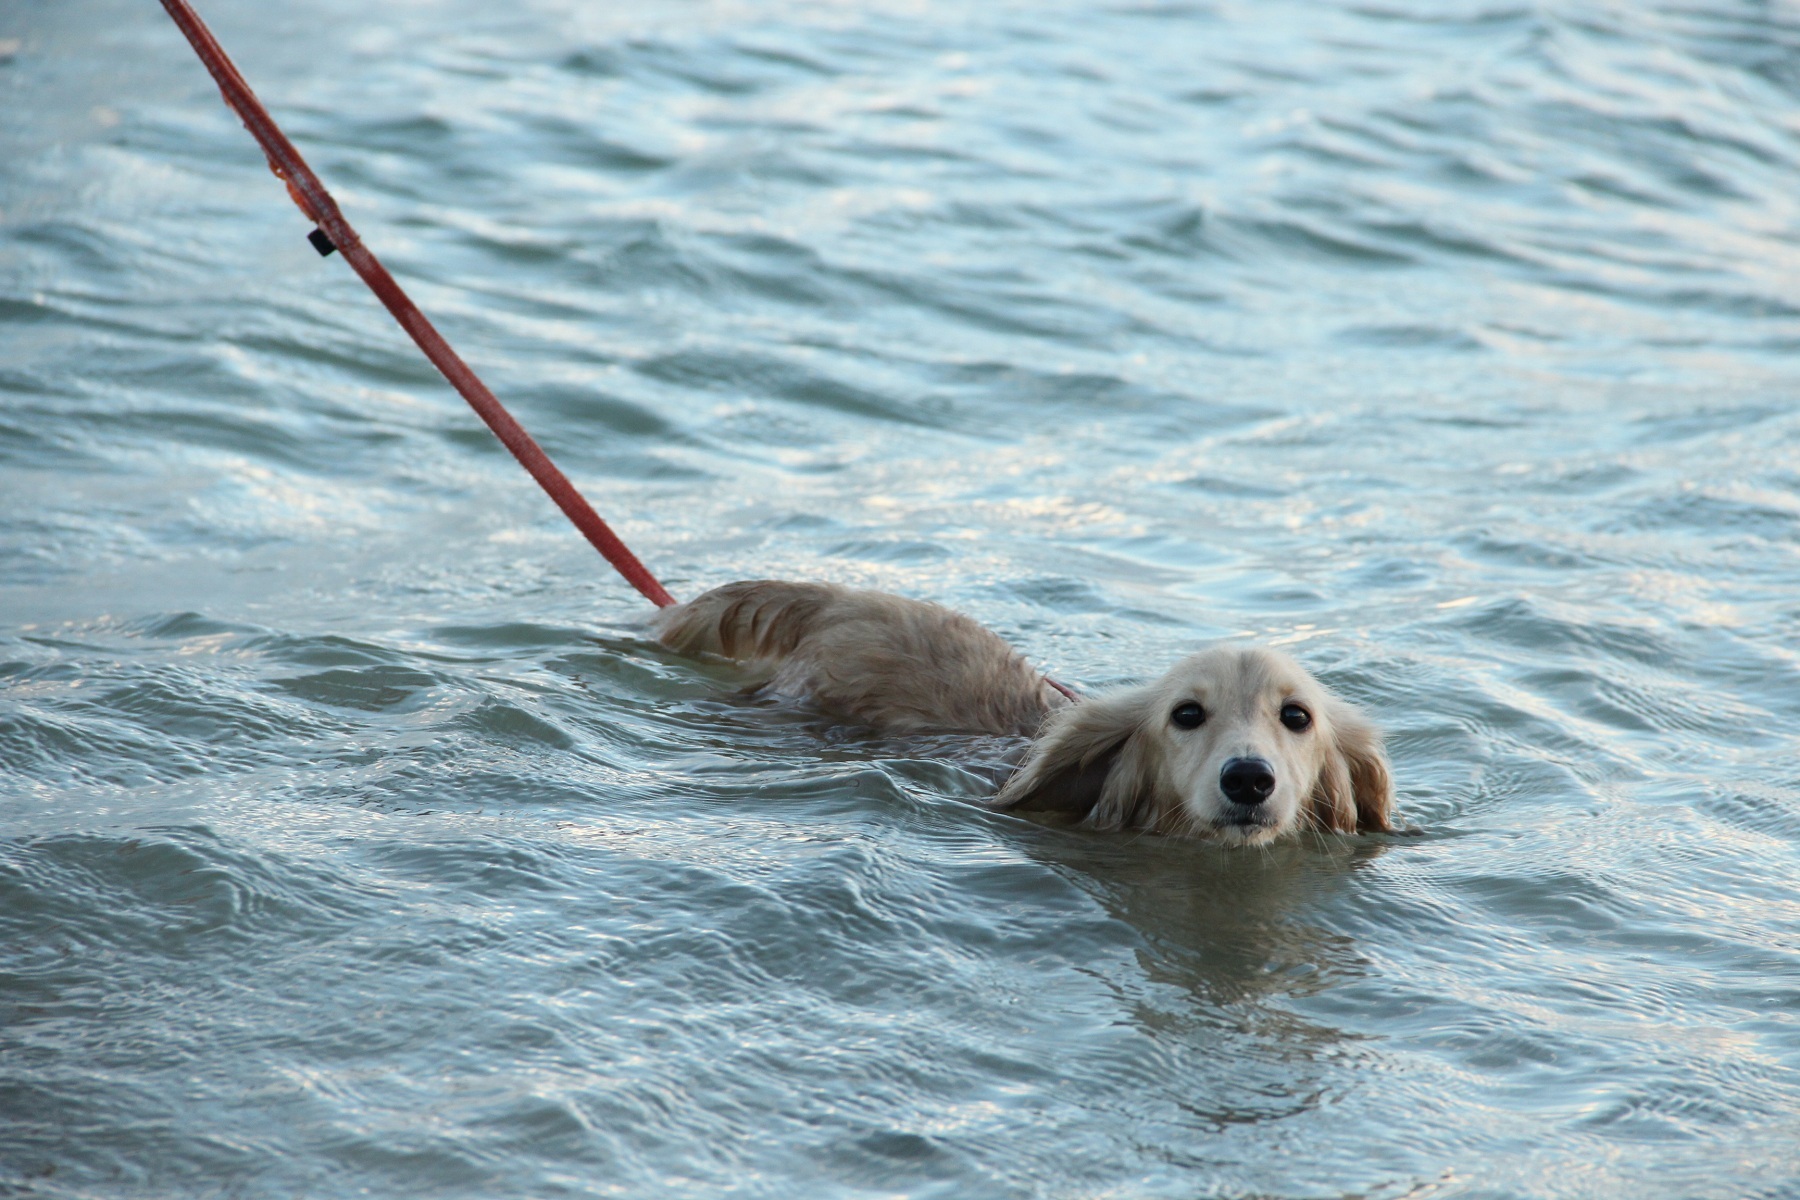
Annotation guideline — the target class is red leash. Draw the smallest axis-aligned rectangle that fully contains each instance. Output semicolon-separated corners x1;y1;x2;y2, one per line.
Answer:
158;0;677;608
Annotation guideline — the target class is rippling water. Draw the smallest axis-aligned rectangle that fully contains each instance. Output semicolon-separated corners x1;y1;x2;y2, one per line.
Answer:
6;1;1800;1195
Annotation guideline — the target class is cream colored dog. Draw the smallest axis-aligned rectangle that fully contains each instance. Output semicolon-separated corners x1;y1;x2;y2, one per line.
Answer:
656;580;1392;843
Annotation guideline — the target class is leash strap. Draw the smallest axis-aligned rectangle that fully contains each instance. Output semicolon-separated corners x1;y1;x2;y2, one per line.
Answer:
158;0;678;608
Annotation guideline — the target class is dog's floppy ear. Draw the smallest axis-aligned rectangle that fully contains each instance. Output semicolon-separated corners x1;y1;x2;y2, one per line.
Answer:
993;689;1148;823
1309;700;1393;833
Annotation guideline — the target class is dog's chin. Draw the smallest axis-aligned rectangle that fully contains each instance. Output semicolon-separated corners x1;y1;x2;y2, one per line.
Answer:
1211;820;1280;847
1190;801;1287;846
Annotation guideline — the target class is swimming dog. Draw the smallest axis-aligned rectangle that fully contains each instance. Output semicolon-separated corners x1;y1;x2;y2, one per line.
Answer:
656;580;1392;843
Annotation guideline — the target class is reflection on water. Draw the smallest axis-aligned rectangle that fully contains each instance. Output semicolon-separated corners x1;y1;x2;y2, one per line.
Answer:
6;0;1800;1195
1029;827;1385;1023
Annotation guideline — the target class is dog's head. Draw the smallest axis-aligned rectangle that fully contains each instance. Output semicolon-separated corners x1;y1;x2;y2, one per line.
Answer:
995;645;1392;843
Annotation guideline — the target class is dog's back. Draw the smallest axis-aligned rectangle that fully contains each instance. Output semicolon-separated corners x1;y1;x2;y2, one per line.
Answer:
656;580;1067;736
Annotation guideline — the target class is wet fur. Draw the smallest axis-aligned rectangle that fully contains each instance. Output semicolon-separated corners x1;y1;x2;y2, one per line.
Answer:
657;580;1393;842
656;580;1068;737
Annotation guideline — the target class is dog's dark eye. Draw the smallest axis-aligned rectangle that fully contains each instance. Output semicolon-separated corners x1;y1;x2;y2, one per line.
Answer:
1170;701;1205;729
1280;703;1312;732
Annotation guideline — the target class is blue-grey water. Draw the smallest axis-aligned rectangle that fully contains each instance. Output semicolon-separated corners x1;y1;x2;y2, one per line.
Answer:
5;1;1800;1196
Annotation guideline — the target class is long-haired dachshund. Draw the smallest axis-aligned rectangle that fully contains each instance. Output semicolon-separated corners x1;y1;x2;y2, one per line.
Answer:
656;580;1393;844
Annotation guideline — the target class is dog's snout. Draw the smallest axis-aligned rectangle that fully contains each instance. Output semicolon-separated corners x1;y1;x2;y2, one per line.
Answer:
1219;757;1276;806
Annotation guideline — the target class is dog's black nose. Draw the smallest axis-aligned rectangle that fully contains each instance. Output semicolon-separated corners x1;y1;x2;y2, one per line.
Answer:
1219;757;1276;806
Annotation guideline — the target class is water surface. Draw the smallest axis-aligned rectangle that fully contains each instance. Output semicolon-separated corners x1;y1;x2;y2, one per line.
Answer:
4;1;1800;1196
